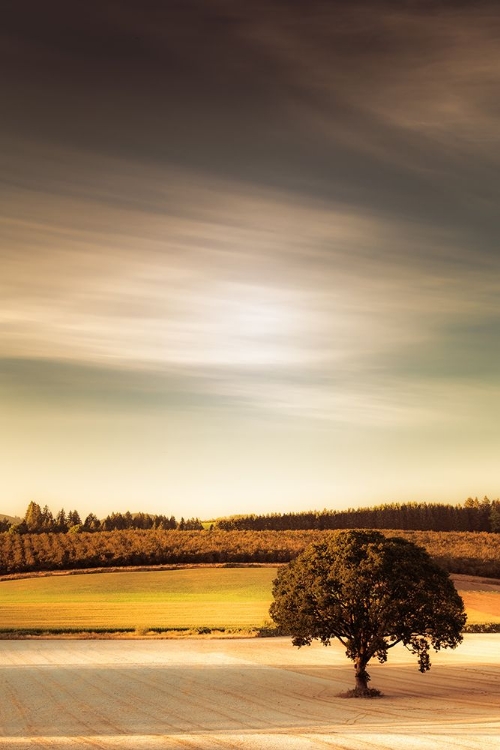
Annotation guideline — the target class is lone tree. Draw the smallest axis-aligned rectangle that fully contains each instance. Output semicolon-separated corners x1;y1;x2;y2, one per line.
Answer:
270;530;466;697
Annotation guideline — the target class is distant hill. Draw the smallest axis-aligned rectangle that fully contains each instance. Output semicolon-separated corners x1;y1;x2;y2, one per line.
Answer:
0;513;21;525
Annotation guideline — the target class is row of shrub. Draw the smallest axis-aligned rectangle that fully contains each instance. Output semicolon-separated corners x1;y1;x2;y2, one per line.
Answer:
0;622;499;637
1;528;500;578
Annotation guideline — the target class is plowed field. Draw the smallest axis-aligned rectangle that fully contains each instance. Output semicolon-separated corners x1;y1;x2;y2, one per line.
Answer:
1;635;499;749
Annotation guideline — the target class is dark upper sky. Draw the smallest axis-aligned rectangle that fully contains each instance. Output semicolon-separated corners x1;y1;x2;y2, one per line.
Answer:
3;0;500;233
1;1;500;516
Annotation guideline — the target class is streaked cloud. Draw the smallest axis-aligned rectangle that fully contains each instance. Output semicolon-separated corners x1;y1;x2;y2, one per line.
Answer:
1;1;500;515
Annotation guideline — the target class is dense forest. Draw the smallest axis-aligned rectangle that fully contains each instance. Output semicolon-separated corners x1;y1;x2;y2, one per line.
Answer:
213;498;500;533
0;528;499;578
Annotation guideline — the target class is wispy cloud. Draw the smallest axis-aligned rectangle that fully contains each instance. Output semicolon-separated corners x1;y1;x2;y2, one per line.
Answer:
2;136;500;428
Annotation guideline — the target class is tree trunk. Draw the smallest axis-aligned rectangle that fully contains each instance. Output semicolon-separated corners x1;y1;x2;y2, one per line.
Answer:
354;658;371;695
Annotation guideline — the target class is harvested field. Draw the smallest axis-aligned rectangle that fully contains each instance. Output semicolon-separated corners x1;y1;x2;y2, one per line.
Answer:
451;575;500;624
1;636;499;749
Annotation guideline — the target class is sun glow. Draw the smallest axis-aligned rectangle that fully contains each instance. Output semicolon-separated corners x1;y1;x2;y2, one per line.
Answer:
204;286;303;367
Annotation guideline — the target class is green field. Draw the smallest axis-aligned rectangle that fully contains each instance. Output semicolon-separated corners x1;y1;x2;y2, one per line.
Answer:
0;567;278;630
0;566;498;631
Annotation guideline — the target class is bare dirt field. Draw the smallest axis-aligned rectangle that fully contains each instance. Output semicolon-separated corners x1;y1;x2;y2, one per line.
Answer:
1;635;499;749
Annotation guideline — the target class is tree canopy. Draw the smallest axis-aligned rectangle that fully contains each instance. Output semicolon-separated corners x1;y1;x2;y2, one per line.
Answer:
269;530;466;697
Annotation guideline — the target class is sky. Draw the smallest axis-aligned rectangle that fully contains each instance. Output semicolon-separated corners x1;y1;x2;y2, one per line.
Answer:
1;0;500;521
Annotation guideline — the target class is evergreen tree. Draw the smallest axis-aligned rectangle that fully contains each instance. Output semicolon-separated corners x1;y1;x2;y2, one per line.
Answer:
24;501;43;533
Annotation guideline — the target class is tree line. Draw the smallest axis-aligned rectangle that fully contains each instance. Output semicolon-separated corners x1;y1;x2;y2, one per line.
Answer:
213;498;500;533
0;528;499;578
4;498;499;537
2;502;203;535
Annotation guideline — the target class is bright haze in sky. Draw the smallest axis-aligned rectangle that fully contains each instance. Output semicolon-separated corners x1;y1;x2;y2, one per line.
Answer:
1;1;500;520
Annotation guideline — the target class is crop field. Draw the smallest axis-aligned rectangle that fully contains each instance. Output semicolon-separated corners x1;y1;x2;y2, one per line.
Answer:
1;636;500;749
0;567;499;631
0;567;277;630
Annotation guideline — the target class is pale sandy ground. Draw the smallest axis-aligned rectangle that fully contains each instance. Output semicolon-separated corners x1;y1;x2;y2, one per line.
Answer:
1;636;500;750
